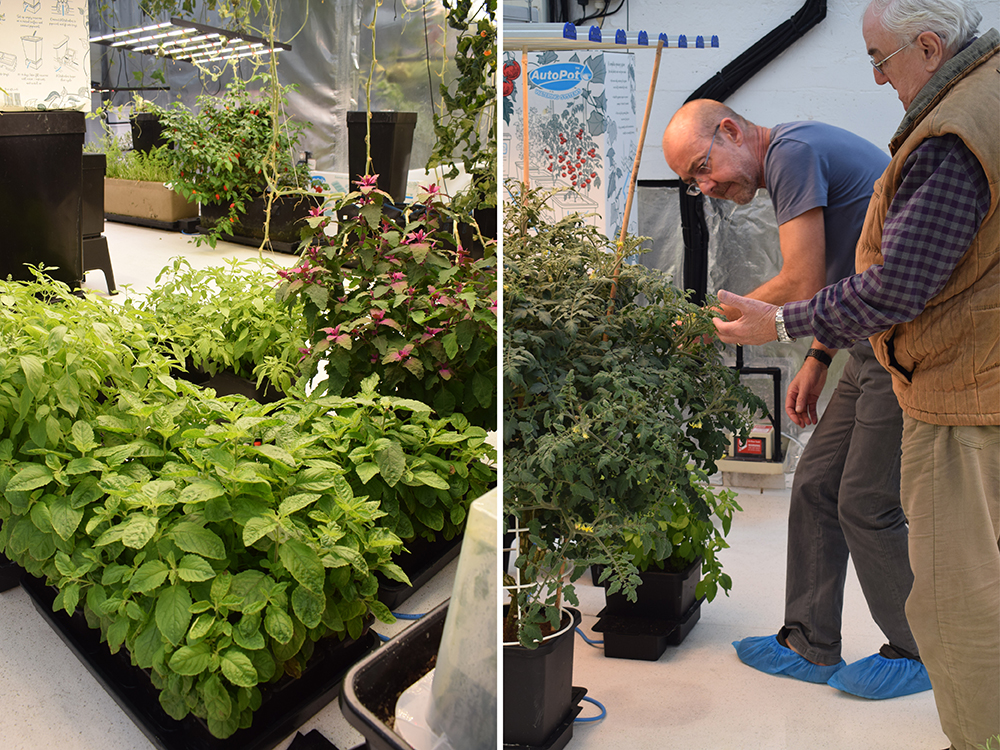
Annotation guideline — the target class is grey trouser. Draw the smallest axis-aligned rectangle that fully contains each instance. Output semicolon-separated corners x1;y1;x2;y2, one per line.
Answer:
783;342;918;665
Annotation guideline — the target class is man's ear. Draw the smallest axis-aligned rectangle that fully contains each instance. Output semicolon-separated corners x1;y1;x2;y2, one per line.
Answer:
720;117;741;146
916;30;946;72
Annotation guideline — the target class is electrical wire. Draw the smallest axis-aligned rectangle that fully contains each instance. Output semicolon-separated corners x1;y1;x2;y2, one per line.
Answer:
575;626;604;647
575;695;607;723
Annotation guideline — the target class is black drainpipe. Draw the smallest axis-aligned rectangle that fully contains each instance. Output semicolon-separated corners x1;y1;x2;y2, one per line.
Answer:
679;0;828;304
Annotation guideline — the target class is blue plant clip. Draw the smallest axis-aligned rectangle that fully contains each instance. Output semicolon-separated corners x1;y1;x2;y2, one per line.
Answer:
696;35;705;48
637;30;649;46
589;25;602;43
711;34;720;47
563;22;577;40
660;32;670;47
615;29;626;44
678;34;687;48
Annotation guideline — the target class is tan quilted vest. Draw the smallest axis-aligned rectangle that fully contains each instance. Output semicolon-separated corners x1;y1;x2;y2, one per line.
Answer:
855;39;999;425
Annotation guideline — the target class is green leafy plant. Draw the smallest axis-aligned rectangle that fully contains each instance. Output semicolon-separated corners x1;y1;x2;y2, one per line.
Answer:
277;176;498;433
426;0;497;217
503;183;763;647
0;270;495;738
138;256;310;395
150;73;313;248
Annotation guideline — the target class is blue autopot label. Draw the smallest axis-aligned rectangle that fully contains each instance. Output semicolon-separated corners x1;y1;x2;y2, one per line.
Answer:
529;62;592;99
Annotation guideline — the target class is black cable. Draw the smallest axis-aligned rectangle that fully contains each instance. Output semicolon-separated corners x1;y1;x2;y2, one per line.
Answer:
574;0;623;27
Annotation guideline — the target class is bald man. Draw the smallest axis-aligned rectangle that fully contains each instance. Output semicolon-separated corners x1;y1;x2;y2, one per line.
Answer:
663;102;930;700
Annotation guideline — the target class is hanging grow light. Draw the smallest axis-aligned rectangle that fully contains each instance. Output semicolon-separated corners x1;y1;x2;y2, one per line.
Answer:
89;17;291;64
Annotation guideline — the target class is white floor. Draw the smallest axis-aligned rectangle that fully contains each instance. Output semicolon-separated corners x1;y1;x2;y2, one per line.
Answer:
0;221;948;750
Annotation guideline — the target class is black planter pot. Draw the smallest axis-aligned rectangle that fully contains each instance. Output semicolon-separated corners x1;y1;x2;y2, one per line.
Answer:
377;531;463;610
340;600;448;750
130;113;168;154
21;573;378;750
0;110;85;287
503;607;585;750
200;193;321;253
592;557;704;660
347;111;417;203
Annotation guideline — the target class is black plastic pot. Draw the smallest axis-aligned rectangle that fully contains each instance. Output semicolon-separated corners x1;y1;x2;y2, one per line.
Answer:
340;600;449;750
592;557;705;660
592;599;703;660
21;573;378;750
0;541;21;593
503;607;585;750
377;532;463;610
130;113;167;154
347;111;417;203
0;110;85;287
602;556;701;620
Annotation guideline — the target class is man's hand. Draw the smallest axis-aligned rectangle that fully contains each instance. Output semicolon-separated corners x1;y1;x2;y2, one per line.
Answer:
785;357;828;427
712;290;779;345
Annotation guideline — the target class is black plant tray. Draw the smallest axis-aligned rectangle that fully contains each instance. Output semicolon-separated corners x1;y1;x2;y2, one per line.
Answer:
0;551;22;593
340;600;449;750
592;598;704;660
106;213;201;234
503;686;586;750
376;532;462;610
21;573;379;750
195;225;300;255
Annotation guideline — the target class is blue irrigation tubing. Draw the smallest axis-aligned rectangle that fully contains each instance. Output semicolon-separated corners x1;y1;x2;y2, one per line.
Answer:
375;631;390;642
575;626;604;647
393;611;426;620
575;695;607;723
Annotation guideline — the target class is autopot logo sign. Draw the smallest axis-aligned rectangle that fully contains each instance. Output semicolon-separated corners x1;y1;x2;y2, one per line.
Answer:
529;62;592;100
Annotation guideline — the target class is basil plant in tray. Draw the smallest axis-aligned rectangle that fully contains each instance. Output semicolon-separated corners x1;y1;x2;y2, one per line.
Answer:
0;270;496;738
503;184;764;647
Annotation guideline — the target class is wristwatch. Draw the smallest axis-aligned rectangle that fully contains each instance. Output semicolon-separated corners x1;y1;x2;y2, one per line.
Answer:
775;306;795;343
805;348;833;367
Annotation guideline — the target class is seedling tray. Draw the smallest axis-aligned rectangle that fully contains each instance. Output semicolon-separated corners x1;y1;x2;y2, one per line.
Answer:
340;600;448;750
22;573;378;750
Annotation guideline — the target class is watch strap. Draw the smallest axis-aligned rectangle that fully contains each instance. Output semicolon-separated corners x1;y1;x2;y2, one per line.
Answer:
805;348;833;367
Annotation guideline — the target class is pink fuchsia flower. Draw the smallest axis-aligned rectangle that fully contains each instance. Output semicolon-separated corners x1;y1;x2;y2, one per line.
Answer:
420;326;445;343
489;299;498;315
309;205;325;217
401;228;431;246
370;309;386;322
389;272;406;281
297;346;312;362
354;174;380;191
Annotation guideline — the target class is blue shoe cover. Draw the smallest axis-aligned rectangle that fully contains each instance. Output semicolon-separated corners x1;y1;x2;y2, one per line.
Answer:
732;634;845;684
828;653;932;699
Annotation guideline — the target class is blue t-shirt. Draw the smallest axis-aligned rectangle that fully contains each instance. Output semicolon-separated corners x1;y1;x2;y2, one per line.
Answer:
765;122;890;287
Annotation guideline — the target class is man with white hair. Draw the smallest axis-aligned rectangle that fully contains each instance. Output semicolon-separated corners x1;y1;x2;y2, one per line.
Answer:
713;1;998;747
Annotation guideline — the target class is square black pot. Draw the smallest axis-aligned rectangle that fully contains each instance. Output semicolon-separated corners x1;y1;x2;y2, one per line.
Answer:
376;532;463;610
593;597;704;660
601;556;702;621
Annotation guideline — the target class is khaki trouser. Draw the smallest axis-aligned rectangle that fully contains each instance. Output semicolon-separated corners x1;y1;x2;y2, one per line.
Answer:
900;417;1000;750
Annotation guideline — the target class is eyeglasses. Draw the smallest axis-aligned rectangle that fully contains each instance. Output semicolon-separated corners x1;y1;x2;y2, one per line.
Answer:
685;124;721;196
870;37;915;73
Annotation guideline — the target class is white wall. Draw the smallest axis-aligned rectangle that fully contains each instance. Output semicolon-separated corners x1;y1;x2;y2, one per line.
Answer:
588;0;1000;180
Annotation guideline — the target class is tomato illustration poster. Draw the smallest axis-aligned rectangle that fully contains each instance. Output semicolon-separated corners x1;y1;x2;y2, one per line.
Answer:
502;50;637;238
